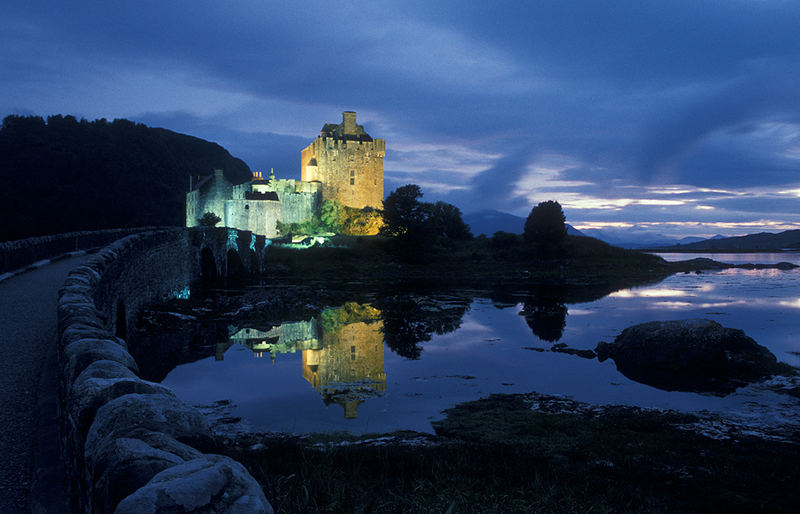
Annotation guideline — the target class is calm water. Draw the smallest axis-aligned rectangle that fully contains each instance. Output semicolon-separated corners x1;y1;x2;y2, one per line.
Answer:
655;251;800;265
161;254;800;434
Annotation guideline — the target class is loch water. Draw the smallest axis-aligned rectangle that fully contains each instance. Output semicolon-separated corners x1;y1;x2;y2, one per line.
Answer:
158;253;800;434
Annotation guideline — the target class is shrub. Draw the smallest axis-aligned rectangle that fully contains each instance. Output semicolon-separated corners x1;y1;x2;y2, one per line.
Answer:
197;212;222;226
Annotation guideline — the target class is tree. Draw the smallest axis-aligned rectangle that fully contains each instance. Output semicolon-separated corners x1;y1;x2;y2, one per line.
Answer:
380;184;427;237
524;200;566;246
319;200;345;232
430;201;472;240
197;212;222;226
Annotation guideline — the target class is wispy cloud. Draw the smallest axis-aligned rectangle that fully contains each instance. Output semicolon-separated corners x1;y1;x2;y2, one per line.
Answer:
3;1;800;238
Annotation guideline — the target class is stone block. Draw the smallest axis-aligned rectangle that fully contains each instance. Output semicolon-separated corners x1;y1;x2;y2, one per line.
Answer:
87;431;204;513
85;393;214;458
69;361;175;439
60;323;109;348
63;338;139;386
115;455;272;514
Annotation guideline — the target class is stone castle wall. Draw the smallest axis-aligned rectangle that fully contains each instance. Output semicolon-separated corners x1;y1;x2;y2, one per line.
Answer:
301;137;384;209
224;199;283;238
57;228;272;513
188;112;384;233
186;170;233;228
222;191;319;238
277;191;320;224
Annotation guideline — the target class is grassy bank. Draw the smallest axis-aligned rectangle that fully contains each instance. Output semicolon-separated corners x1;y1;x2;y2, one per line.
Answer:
221;393;799;513
263;234;675;301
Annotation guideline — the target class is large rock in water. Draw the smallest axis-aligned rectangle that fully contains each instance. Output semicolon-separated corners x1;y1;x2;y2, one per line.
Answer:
595;319;793;395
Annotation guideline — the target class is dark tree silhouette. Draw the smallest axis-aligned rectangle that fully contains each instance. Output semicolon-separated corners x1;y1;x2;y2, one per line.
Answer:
197;212;222;226
380;185;472;257
524;200;567;258
380;184;426;237
430;201;472;241
524;200;566;245
0;115;251;241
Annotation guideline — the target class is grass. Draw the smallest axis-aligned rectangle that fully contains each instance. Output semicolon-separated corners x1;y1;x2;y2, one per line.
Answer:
262;234;674;299
221;393;800;513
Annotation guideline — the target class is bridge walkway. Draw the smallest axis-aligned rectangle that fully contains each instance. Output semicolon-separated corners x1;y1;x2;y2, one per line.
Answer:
0;255;88;513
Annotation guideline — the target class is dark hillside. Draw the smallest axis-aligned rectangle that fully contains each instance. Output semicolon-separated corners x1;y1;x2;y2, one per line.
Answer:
0;115;251;241
655;230;800;252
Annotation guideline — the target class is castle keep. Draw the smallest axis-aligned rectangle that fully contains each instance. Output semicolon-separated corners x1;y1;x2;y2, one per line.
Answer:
186;111;384;237
301;111;385;209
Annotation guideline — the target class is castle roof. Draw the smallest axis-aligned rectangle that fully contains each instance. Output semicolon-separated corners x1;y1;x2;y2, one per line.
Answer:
319;112;373;142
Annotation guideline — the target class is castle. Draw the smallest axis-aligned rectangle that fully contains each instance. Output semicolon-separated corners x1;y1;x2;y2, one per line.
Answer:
186;111;385;237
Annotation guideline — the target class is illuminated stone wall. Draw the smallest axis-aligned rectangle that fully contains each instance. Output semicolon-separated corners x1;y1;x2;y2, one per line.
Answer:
186;169;233;227
224;198;283;238
188;170;321;237
300;112;385;209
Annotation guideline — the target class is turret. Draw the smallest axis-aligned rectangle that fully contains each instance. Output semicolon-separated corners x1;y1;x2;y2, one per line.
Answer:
342;111;357;135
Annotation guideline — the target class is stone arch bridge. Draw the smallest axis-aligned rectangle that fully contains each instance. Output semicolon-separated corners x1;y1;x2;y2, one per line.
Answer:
191;226;271;287
0;227;275;511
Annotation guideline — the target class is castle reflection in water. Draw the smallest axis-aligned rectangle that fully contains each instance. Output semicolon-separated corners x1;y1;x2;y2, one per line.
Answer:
218;303;386;419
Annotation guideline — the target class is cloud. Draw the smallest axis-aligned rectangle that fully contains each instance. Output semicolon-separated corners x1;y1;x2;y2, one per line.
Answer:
3;1;800;238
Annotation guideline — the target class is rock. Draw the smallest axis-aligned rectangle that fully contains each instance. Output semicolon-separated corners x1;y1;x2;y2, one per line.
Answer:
551;343;596;359
596;319;794;394
115;455;273;514
69;361;176;438
85;393;214;459
60;323;112;348
63;338;139;385
86;430;204;513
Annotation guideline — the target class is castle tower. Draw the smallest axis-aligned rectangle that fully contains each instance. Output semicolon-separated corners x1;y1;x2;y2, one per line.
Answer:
300;111;385;209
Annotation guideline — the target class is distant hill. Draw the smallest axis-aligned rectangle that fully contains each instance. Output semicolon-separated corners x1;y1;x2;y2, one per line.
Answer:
463;209;584;237
578;229;730;249
656;230;800;251
463;210;525;236
579;228;679;249
0;115;251;241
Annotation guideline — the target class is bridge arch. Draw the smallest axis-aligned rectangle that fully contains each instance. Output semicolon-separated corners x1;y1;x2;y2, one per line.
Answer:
200;246;218;288
226;247;245;282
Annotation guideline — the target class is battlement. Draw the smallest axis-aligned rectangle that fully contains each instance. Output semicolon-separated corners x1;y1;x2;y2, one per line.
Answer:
315;137;385;155
300;111;384;209
187;111;384;234
251;177;321;195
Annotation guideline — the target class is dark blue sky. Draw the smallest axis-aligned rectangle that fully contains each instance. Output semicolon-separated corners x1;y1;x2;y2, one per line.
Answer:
3;0;799;237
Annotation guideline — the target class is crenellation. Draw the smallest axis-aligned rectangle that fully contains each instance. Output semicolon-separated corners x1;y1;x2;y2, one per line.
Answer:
188;111;384;236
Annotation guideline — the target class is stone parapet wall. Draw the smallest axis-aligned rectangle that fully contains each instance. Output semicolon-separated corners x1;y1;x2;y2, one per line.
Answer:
57;228;272;513
0;227;155;274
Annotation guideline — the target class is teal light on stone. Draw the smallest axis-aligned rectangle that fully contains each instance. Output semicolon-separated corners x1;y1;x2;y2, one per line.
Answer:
173;286;191;300
226;228;238;250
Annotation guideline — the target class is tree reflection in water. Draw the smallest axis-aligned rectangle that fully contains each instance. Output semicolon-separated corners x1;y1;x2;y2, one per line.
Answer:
520;300;568;343
375;294;472;359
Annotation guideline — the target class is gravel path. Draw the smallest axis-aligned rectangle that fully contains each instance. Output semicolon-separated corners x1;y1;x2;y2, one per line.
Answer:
0;255;87;512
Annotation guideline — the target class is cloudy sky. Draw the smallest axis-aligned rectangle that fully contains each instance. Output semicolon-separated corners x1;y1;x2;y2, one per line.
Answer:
3;0;800;238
